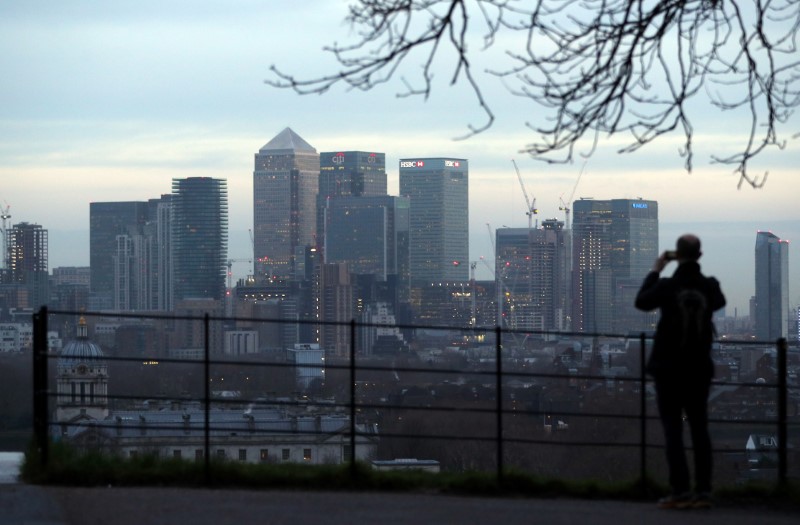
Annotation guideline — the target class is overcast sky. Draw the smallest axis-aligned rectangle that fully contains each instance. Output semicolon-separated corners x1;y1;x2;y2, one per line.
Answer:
1;1;798;316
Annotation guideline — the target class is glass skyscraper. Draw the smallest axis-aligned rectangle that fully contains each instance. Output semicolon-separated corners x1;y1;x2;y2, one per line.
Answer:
399;158;468;285
171;177;228;302
89;201;149;310
572;198;658;333
755;230;789;340
317;150;387;239
253;128;320;280
323;195;410;282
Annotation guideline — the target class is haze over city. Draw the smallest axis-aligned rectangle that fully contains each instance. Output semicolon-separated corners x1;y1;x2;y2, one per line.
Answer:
1;0;798;315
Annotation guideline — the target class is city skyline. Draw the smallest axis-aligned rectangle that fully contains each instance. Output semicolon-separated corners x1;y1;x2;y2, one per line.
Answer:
1;2;798;315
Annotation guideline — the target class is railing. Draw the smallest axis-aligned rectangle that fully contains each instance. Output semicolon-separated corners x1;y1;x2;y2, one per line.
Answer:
31;306;797;488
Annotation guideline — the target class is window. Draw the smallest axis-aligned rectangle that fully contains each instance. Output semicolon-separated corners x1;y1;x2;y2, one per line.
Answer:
303;448;312;461
195;449;203;461
260;449;268;462
282;448;290;461
173;450;182;459
238;449;247;462
217;449;226;459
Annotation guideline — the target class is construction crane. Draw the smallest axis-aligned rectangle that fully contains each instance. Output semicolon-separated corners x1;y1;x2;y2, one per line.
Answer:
558;160;587;230
512;159;538;229
0;202;10;271
226;258;253;294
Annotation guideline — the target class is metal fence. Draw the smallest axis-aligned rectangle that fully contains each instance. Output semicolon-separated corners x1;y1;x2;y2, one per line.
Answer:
31;306;797;487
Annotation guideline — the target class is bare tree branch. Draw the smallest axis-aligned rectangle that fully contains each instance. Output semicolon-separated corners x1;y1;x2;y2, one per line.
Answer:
268;0;800;188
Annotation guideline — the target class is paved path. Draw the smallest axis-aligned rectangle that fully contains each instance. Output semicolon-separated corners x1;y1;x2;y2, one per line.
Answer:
1;485;797;525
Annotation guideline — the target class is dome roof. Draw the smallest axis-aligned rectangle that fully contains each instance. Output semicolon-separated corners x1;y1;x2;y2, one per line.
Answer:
59;339;104;367
58;317;105;367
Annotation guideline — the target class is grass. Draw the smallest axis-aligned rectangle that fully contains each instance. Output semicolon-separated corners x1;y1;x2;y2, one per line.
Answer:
20;441;800;509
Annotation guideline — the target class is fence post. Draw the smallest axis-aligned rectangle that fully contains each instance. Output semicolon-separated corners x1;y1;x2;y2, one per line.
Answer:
204;313;210;484
32;306;49;468
639;332;647;493
777;338;787;487
495;326;503;485
350;319;357;479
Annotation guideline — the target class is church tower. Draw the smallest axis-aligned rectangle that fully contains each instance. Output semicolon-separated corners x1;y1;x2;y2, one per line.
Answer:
56;317;109;423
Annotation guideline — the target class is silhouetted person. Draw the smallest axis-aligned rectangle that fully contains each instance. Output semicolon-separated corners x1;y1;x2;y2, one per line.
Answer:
635;234;726;509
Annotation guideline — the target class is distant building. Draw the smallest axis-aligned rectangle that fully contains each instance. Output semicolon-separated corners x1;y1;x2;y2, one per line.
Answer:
317;150;387;239
51;267;90;287
90;202;149;310
324;195;410;284
495;219;569;334
171;177;228;303
571;199;658;333
253;128;320;280
399;158;468;285
287;343;325;389
6;222;49;310
754;231;789;340
317;263;353;358
54;325;376;465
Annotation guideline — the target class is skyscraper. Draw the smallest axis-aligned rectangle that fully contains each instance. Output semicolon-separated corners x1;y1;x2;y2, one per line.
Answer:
147;194;173;311
6;222;48;309
253;128;320;280
496;219;568;333
399;158;468;284
323;195;409;279
572;198;658;333
317;150;387;240
755;231;789;340
171;177;228;302
90;202;148;310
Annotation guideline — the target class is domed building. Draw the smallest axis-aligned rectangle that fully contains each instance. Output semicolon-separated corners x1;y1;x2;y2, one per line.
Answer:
55;317;109;423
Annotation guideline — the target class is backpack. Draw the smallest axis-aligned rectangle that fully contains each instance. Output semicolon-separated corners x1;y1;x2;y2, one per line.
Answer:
676;287;709;350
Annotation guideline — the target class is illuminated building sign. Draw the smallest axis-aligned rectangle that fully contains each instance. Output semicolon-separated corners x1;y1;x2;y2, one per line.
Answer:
400;159;463;168
632;203;649;209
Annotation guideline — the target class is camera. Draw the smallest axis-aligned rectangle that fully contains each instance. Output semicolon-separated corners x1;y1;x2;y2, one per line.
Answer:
664;250;677;261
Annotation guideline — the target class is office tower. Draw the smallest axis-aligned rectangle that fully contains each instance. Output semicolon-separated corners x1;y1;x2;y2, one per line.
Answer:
6;222;48;309
317;263;353;357
171;177;228;302
90;202;149;310
323;195;409;280
148;194;173;311
399;158;469;284
495;219;568;334
755;231;789;340
317;151;387;238
571;198;658;333
253;128;320;280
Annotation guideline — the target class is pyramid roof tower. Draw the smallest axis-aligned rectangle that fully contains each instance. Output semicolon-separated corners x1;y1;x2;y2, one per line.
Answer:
259;127;317;154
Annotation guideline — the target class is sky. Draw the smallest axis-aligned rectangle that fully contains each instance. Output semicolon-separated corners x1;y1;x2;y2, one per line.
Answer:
1;1;798;317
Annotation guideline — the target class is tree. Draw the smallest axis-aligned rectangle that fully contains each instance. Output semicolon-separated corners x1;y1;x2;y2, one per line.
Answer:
269;0;799;188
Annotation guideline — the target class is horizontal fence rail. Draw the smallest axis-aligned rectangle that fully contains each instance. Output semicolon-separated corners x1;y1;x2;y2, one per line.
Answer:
31;307;798;488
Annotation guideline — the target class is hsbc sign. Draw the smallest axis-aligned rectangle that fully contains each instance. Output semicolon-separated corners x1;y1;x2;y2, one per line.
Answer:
400;159;463;168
